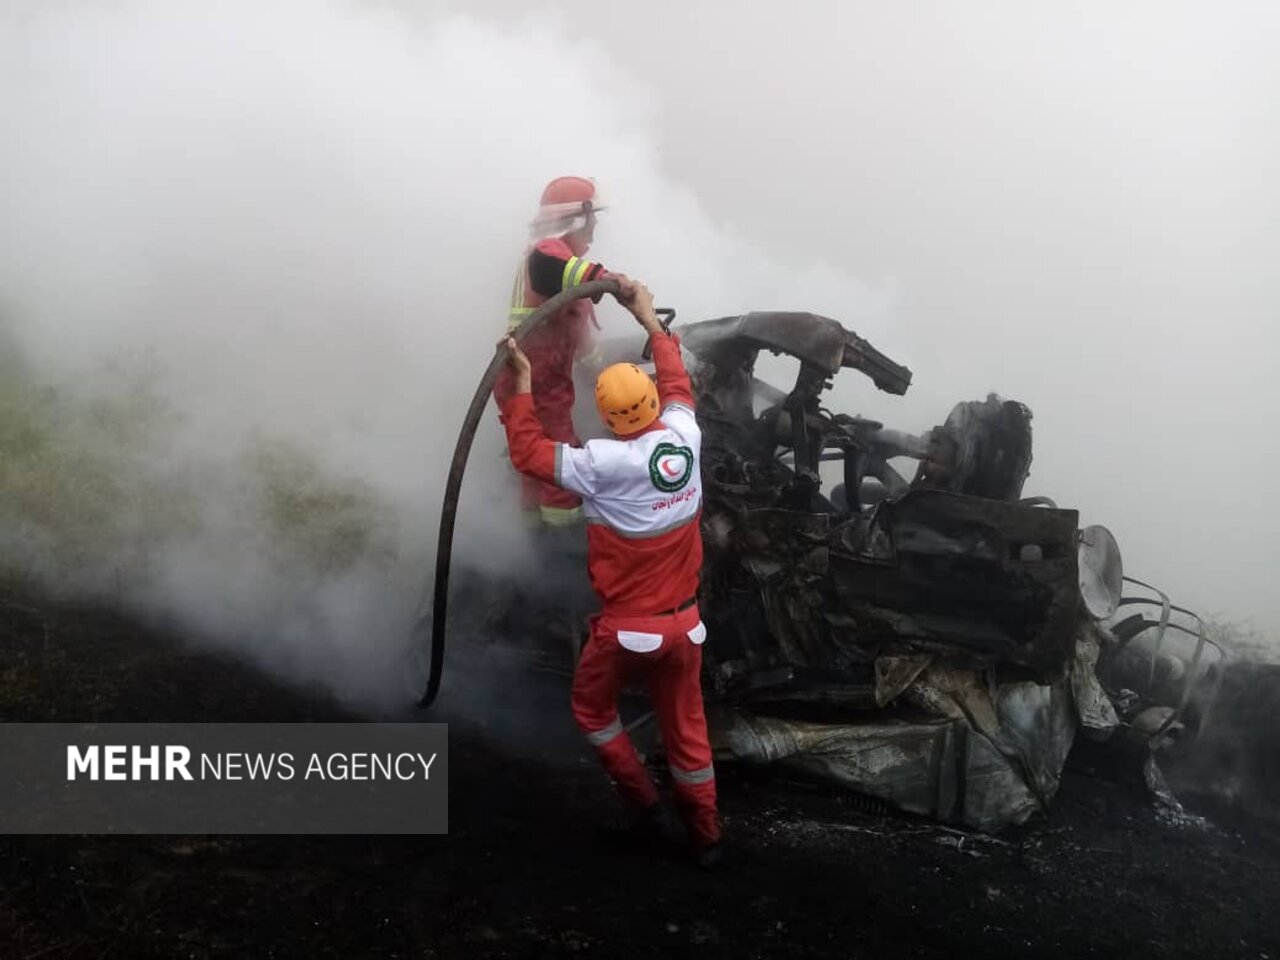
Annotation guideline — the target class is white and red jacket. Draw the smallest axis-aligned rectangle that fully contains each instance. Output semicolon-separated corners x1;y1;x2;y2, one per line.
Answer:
498;333;702;616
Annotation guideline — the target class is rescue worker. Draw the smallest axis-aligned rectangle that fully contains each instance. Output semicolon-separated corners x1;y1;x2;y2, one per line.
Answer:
497;175;623;531
496;278;723;869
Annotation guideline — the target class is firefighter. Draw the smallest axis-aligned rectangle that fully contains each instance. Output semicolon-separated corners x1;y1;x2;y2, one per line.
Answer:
496;278;723;869
496;175;624;531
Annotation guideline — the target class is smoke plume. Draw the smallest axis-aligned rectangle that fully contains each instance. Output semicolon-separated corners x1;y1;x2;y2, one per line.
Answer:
0;0;888;707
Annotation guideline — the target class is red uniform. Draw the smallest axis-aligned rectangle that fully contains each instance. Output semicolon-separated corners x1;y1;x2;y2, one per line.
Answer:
495;237;608;528
498;333;719;849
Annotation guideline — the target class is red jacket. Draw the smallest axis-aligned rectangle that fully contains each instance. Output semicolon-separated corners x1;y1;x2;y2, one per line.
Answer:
499;333;703;615
495;236;608;444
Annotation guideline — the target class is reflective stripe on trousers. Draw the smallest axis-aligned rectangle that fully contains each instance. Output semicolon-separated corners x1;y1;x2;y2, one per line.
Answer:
571;607;721;847
584;715;623;747
669;763;715;786
540;504;584;527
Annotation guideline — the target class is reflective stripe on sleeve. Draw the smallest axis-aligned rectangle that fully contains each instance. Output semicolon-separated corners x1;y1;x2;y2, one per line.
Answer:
561;256;594;289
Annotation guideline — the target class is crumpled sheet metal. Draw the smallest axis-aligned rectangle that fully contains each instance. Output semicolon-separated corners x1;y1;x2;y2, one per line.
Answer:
713;711;968;822
874;654;933;707
714;637;1104;832
1073;623;1120;740
713;707;1058;831
906;662;1077;828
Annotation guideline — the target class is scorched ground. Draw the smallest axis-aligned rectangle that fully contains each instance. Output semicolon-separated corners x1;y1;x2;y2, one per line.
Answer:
1;590;1277;959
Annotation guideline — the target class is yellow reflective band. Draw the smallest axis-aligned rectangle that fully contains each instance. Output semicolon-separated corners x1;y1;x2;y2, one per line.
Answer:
539;505;584;527
561;256;595;289
561;256;581;289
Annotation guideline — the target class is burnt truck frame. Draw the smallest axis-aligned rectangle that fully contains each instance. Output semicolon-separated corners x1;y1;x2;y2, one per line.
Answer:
680;312;1078;687
591;310;1222;831
417;280;1225;832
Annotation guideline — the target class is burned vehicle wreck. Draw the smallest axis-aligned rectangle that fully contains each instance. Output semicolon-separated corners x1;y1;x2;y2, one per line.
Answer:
602;310;1221;832
418;280;1224;834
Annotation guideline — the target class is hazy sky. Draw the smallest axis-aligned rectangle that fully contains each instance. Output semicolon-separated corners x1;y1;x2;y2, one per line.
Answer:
0;0;1275;708
434;0;1280;630
0;0;898;702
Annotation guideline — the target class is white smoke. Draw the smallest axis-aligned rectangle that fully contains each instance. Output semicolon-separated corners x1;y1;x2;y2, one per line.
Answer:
0;0;890;706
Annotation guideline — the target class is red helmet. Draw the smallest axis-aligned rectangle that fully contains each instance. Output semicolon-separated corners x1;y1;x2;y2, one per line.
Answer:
531;176;607;236
541;175;598;206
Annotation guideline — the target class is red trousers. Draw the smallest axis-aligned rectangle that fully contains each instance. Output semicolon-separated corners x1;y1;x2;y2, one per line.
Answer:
571;605;720;848
517;473;582;526
506;331;584;527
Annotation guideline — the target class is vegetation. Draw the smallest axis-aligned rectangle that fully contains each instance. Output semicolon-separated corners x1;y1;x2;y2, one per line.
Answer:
0;329;397;595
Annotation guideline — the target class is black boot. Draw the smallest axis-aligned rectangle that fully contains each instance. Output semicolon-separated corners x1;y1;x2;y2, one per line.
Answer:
693;841;725;871
598;802;684;854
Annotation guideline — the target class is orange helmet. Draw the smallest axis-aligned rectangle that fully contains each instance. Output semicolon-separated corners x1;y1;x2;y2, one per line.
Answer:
595;362;659;435
531;176;606;237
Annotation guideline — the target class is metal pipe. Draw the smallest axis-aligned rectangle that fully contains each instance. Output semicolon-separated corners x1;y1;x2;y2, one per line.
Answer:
1123;576;1171;692
1113;577;1225;745
865;428;930;460
415;279;621;707
867;456;911;497
1158;613;1209;740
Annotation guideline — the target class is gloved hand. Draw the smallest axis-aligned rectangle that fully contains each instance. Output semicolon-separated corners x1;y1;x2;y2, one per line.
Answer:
616;280;660;334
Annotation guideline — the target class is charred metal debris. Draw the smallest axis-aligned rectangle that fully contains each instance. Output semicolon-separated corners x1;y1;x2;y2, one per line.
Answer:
664;312;1222;832
468;310;1229;833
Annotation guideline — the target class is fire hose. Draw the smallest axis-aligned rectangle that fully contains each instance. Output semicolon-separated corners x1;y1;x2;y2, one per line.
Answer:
414;278;622;707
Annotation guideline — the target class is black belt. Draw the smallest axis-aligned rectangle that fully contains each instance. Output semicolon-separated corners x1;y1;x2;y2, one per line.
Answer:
654;596;697;617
